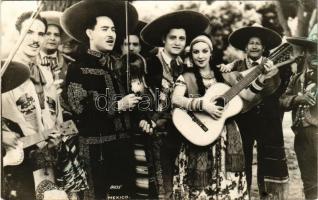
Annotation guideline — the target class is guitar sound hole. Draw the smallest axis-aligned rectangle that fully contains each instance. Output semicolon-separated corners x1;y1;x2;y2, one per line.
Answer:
215;97;225;107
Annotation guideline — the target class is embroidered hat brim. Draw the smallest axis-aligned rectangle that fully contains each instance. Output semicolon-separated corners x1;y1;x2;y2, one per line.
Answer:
1;61;30;93
228;26;282;51
61;0;138;43
140;10;210;47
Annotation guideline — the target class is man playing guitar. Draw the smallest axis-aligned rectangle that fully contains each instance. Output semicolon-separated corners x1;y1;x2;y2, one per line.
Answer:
2;11;66;200
221;24;289;199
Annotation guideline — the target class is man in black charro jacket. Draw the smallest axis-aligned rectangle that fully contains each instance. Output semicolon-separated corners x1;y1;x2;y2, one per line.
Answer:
140;11;210;199
61;1;142;199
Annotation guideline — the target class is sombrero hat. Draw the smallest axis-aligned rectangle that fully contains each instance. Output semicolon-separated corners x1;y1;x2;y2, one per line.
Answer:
131;21;147;36
1;61;30;93
61;0;138;43
141;10;210;47
40;11;68;42
228;23;282;51
286;23;317;51
131;21;153;54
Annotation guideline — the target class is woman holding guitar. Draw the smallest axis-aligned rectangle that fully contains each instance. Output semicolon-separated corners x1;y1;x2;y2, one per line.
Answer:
171;35;249;199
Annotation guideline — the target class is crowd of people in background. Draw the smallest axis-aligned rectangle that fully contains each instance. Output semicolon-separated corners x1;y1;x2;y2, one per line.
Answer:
1;1;317;200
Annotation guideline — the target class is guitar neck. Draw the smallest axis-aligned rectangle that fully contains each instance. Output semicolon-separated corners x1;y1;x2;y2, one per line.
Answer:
223;63;264;102
222;44;295;103
18;120;78;149
20;129;53;149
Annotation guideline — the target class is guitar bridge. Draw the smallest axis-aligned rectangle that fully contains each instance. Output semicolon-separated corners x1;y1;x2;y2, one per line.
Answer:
186;111;208;132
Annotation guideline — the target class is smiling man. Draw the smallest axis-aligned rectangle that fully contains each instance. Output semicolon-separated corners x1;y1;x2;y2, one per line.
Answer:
38;11;66;73
225;24;289;199
2;11;67;200
61;1;140;199
140;11;209;199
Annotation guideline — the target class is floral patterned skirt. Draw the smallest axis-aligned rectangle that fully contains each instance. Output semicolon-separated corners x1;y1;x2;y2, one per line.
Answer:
173;133;249;200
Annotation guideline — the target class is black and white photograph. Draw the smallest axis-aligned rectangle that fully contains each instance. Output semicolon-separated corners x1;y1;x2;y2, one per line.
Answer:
0;0;317;199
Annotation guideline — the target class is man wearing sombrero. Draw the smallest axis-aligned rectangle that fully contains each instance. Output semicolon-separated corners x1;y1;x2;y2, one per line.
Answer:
38;12;89;197
38;11;74;90
38;11;67;70
61;1;142;199
140;10;209;198
226;24;289;199
2;11;67;200
280;24;317;200
120;21;151;56
39;11;83;124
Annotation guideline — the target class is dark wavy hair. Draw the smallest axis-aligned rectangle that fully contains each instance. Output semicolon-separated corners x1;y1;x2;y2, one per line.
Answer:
188;35;223;96
15;11;47;33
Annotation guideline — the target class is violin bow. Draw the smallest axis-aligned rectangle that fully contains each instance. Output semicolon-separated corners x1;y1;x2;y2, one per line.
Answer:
125;1;131;93
0;1;44;78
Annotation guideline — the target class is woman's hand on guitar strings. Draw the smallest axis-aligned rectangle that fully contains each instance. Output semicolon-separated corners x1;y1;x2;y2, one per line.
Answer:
139;120;156;135
202;100;224;120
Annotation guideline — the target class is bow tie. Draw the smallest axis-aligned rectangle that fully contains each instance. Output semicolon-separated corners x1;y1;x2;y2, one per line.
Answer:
29;62;46;109
170;58;184;81
41;56;58;70
29;62;46;86
87;49;113;70
251;62;259;66
99;55;112;70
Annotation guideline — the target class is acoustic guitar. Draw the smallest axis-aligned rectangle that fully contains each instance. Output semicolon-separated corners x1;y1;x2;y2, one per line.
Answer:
3;120;78;167
172;43;299;146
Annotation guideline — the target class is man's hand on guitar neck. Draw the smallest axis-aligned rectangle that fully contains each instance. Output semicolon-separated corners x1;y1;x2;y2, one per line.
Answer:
258;59;278;83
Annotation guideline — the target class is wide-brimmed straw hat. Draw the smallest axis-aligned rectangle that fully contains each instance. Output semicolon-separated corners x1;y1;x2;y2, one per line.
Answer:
141;10;210;47
61;0;138;43
41;11;68;42
286;23;317;51
1;61;30;93
228;23;282;51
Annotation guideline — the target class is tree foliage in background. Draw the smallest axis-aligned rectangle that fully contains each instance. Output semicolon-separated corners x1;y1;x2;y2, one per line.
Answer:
41;0;81;12
39;0;316;62
41;0;135;11
277;0;317;37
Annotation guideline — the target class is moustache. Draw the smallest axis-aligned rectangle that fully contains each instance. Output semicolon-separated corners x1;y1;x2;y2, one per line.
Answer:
29;42;40;47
